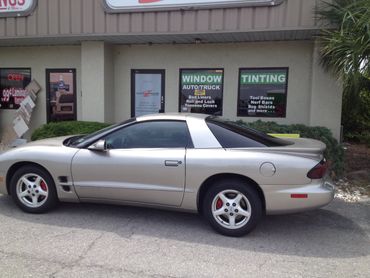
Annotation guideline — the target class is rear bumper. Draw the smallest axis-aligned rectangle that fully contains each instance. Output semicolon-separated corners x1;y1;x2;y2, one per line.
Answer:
264;178;335;215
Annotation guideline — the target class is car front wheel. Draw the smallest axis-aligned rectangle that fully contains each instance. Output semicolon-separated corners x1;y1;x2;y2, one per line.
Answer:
10;165;58;213
203;180;263;237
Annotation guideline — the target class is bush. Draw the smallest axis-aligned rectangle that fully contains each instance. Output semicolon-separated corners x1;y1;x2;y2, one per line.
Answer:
342;89;370;145
345;131;370;147
235;120;344;178
31;121;111;141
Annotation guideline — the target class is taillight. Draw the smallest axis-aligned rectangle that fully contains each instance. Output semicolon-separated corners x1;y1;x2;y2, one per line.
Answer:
307;159;328;179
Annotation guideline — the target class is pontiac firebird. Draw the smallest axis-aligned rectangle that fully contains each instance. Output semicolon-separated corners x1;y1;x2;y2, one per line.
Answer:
0;113;334;236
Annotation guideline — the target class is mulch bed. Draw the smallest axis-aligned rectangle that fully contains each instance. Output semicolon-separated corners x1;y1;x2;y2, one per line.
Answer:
335;143;370;202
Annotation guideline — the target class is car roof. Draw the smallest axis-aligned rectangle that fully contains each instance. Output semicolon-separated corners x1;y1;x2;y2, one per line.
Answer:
136;113;209;122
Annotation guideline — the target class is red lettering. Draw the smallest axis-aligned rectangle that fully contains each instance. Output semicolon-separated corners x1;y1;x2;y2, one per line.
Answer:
0;0;27;8
0;0;7;8
8;73;24;81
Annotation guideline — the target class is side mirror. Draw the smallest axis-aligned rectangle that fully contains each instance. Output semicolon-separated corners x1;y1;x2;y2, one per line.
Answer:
88;140;107;152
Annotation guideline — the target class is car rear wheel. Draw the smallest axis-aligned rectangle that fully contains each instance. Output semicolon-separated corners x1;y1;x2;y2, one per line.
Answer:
10;165;58;213
202;180;262;237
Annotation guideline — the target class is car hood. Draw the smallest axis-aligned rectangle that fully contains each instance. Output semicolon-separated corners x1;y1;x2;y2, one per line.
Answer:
16;136;73;149
0;136;79;172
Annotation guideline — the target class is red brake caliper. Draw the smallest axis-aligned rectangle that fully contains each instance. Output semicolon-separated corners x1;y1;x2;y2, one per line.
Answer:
40;181;48;192
216;198;223;209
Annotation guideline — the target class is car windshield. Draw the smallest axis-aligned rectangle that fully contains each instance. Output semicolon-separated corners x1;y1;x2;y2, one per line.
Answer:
206;116;292;147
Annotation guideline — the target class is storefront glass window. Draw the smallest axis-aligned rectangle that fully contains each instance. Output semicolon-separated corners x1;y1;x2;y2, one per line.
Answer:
179;68;224;116
0;68;31;110
238;68;289;118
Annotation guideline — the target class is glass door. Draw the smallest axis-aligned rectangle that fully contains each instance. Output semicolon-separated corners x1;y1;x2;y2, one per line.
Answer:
46;69;77;122
131;69;165;117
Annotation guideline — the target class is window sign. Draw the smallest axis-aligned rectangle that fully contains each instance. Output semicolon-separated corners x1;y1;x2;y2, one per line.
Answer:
0;68;31;109
104;0;284;13
46;69;77;122
179;69;224;116
238;68;289;118
131;70;165;117
0;0;37;18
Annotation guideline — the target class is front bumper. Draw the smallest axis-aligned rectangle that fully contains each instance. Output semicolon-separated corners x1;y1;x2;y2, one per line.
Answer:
264;178;335;215
0;171;7;195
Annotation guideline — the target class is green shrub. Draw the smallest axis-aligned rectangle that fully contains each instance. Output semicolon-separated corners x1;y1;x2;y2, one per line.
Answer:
342;89;370;145
345;131;370;147
235;120;344;178
31;121;111;141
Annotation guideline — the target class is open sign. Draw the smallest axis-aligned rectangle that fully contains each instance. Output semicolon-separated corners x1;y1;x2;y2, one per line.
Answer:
8;73;25;81
0;68;31;109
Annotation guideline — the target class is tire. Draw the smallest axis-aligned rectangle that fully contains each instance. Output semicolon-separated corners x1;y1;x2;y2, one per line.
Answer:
202;179;263;237
10;165;59;213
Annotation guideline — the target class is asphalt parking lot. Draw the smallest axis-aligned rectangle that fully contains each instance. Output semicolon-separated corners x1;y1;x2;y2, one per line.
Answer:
0;195;369;278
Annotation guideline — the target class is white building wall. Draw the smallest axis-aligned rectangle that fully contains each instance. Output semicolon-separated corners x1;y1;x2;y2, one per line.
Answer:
0;46;81;140
114;41;314;125
81;42;106;122
310;42;343;140
104;44;115;123
0;41;342;141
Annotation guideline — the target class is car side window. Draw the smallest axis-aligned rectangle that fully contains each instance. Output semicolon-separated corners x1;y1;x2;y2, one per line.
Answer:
104;120;193;149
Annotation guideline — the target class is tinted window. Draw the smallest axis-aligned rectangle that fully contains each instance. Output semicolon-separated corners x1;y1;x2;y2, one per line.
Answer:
206;116;292;148
104;121;193;149
68;118;136;147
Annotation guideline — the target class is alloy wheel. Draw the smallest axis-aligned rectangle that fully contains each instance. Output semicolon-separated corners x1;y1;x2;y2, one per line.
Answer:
211;190;252;230
16;173;49;208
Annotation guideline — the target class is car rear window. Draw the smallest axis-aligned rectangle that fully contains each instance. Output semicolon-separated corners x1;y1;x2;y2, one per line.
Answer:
206;116;292;148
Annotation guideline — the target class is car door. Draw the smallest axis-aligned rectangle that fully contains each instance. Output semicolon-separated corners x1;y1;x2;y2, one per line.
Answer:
71;120;192;206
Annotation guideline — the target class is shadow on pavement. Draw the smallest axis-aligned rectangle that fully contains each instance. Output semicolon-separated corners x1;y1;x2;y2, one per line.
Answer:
0;195;368;259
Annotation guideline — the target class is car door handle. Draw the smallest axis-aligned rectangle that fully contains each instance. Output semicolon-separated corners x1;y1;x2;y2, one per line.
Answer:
165;160;182;167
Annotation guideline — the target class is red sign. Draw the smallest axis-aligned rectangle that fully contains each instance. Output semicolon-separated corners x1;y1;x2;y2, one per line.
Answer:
0;68;31;109
8;73;25;81
0;0;26;8
0;0;36;17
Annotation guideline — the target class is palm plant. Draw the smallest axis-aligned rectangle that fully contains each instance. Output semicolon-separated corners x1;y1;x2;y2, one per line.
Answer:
316;0;370;142
317;0;370;80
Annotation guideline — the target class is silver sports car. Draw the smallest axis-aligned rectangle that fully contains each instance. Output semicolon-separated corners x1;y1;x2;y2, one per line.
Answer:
0;113;334;236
